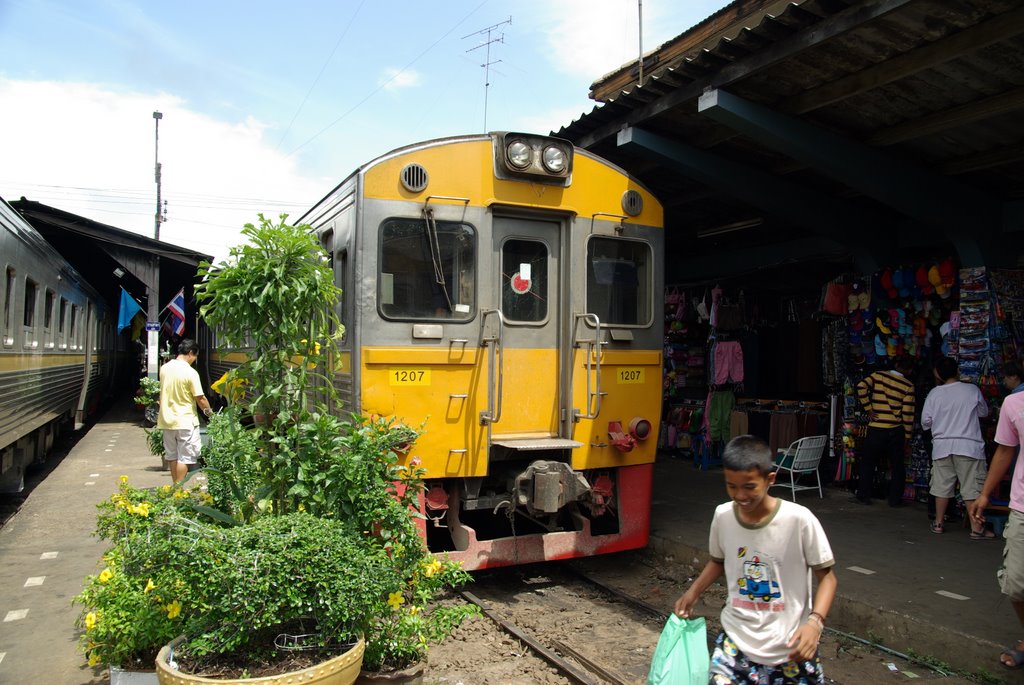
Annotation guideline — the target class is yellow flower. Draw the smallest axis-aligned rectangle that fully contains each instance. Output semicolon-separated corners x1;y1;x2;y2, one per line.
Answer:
88;653;100;666
84;612;98;630
173;489;188;500
387;592;405;610
98;568;113;584
119;475;128;484
423;559;443;578
159;485;172;495
165;600;182;619
144;579;157;594
409;605;421;616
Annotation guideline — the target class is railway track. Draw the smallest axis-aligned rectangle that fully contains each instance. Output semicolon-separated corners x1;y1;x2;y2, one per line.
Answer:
458;561;670;685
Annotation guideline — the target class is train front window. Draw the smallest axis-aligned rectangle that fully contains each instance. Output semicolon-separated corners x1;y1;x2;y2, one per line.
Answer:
501;239;548;323
379;218;475;321
586;237;652;326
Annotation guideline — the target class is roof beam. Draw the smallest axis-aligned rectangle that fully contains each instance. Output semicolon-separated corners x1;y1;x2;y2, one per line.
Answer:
867;86;1024;146
697;88;991;265
575;0;913;149
616;126;885;272
784;5;1024;114
669;236;851;283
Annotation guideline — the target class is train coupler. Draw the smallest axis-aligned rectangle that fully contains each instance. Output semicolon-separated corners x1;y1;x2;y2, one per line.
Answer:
513;460;590;516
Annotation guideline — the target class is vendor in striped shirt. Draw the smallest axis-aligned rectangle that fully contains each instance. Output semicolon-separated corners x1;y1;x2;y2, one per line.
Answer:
851;357;916;507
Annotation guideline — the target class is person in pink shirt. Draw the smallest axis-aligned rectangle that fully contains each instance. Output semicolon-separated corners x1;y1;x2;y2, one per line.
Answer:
969;389;1024;669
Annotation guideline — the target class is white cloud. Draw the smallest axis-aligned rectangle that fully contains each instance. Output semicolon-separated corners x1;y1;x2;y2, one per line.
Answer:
0;79;326;262
380;68;420;92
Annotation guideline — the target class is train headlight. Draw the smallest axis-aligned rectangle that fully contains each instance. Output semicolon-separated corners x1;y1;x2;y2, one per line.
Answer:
542;145;567;173
506;140;532;169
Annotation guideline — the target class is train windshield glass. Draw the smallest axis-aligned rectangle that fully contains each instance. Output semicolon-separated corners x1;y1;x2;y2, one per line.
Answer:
586;237;651;326
379;218;475;320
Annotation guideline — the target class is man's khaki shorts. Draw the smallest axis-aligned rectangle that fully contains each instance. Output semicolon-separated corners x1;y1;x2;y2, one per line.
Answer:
162;427;201;465
999;510;1024;601
929;455;987;500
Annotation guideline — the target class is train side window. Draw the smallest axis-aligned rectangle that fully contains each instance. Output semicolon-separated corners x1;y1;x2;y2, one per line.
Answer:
336;249;348;344
379;218;475;321
586;237;652;327
43;288;55;349
3;266;14;347
58;297;68;350
501;239;548;323
23;278;39;349
70;304;79;350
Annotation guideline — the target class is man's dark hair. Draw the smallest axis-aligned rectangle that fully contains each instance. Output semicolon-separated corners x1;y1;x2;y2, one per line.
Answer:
1005;361;1023;381
895;356;915;375
935;356;959;382
177;339;200;356
723;435;775;475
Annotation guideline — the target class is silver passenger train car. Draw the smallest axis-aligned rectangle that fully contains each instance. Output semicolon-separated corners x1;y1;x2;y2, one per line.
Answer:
0;197;117;492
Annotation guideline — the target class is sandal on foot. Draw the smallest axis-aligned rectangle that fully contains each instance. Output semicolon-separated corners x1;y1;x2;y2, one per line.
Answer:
1000;648;1024;669
971;529;997;540
930;521;944;534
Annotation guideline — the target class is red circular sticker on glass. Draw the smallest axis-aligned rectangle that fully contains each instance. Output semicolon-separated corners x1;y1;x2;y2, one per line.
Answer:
511;272;531;294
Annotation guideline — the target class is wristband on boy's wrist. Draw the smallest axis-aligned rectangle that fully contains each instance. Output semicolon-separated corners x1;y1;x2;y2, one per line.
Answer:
808;612;825;628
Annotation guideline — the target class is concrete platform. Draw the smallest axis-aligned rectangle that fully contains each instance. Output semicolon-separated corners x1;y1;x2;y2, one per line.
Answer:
648;453;1024;679
1;399;1022;682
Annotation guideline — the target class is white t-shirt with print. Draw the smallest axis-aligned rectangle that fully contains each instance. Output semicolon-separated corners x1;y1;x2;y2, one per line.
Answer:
709;498;834;665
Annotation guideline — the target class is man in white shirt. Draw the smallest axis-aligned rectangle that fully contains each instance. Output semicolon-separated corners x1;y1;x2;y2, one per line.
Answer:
922;356;992;538
156;339;213;483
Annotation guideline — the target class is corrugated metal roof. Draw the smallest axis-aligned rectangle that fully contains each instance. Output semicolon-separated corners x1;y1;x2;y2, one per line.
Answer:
556;0;1024;283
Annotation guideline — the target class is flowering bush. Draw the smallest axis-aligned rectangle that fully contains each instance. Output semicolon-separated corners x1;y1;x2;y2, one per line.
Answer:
75;478;399;671
74;478;211;668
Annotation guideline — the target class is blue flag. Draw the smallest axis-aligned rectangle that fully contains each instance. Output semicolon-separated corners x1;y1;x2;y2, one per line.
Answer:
118;287;143;333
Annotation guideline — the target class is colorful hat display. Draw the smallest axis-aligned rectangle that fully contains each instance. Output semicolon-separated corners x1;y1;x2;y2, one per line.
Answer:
916;266;933;295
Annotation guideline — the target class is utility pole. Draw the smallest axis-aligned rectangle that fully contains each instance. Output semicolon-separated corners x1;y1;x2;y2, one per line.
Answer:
638;0;644;87
463;17;511;132
153;110;163;241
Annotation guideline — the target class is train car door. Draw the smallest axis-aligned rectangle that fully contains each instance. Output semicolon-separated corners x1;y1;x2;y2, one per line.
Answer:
487;216;568;442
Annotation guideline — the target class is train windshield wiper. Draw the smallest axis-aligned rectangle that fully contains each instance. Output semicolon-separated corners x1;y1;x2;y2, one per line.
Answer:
422;206;453;313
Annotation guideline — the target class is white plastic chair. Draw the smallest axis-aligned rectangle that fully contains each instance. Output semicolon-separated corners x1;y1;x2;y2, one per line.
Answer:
772;435;828;500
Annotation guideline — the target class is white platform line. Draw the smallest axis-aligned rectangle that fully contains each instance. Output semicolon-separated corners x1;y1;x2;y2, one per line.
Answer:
104;449;113;452
4;609;28;622
847;566;876;575
89;473;100;477
84;482;96;486
39;552;58;560
0;651;5;665
936;590;969;601
24;576;45;588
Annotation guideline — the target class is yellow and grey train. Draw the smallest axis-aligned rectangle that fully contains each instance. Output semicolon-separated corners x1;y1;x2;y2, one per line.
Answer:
0;197;118;492
217;133;666;570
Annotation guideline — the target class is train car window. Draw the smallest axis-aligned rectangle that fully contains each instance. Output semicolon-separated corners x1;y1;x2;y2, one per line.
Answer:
501;239;548;323
586;237;652;326
58;297;67;349
70;305;79;350
379;218;475;321
43;289;55;348
3;266;14;347
336;249;348;344
23;278;39;349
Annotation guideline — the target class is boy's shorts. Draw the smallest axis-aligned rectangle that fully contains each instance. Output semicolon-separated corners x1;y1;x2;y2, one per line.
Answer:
162;427;201;465
929;455;987;500
709;631;825;685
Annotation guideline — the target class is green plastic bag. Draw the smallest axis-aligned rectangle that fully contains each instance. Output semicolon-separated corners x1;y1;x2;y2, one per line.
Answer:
646;615;710;685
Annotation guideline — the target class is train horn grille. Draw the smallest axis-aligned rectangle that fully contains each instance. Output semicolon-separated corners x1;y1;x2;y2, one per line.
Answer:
621;189;643;216
401;163;429;193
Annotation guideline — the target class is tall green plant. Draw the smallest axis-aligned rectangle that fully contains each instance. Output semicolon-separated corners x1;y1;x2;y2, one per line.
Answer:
194;213;341;421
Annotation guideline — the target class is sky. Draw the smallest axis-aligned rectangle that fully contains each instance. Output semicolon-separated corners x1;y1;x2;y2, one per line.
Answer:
0;0;724;262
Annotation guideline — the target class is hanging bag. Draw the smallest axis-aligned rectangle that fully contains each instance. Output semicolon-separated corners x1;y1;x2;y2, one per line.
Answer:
645;615;710;685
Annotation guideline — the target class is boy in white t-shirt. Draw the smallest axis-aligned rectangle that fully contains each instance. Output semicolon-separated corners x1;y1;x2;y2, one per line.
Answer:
674;435;838;684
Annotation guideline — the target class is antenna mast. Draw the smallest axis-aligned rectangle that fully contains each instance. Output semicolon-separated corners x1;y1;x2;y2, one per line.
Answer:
463;17;511;132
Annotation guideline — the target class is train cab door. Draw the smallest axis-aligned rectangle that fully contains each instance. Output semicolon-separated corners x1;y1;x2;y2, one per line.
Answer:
484;216;578;451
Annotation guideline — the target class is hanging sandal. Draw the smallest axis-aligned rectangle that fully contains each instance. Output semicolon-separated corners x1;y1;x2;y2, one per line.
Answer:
929;521;944;534
971;529;997;540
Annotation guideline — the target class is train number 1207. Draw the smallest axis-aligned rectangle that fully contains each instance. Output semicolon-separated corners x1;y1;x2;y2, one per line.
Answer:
616;368;645;384
389;369;431;386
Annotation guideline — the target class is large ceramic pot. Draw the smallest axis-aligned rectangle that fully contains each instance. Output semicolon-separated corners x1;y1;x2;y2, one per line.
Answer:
110;665;159;685
354;661;425;685
155;635;364;685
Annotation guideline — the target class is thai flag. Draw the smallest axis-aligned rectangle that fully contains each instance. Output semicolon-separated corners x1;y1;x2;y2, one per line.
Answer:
166;288;186;336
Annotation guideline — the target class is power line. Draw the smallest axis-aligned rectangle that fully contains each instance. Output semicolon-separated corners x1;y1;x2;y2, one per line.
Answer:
288;0;489;157
274;0;367;152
